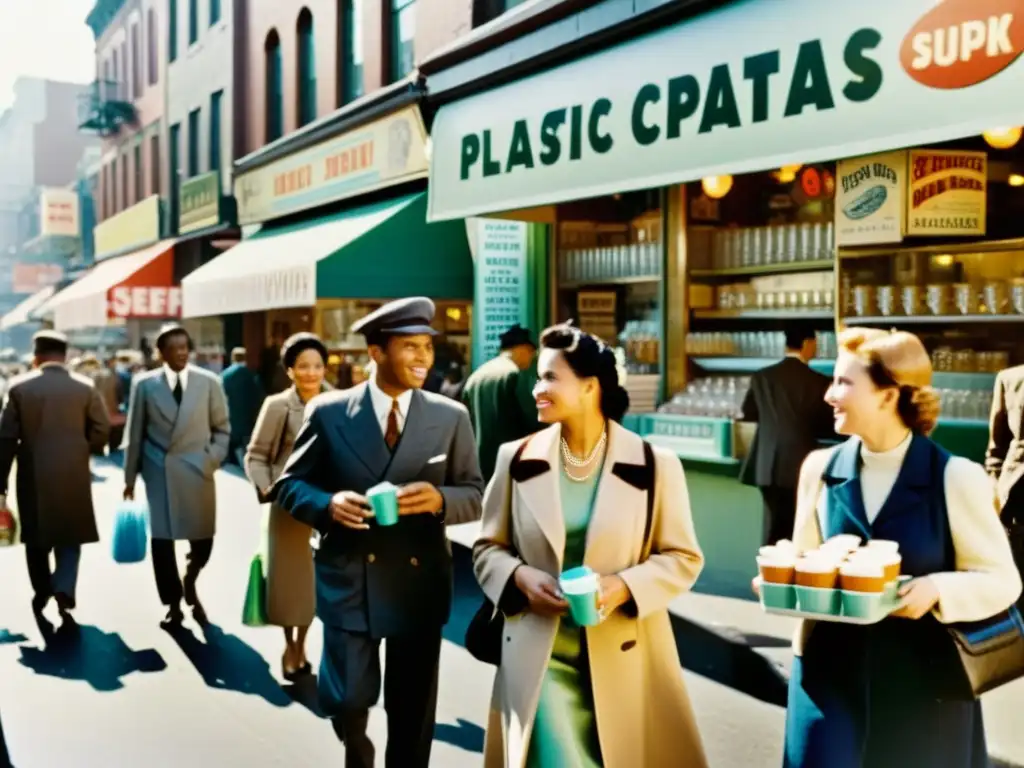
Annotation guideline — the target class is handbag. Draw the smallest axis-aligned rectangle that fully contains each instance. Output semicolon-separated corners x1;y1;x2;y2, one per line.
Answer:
466;440;657;666
241;554;269;627
111;500;149;564
0;504;17;547
948;604;1024;698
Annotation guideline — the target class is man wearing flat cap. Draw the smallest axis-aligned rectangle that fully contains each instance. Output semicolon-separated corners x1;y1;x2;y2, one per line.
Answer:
274;296;484;768
0;330;110;630
461;323;540;482
123;324;231;626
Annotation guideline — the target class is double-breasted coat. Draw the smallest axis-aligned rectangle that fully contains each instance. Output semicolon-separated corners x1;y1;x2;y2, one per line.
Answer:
0;366;110;548
123;365;230;541
245;386;323;627
473;422;709;768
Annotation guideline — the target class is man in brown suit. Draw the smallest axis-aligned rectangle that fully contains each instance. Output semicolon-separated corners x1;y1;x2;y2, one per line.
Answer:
0;331;110;627
985;365;1024;606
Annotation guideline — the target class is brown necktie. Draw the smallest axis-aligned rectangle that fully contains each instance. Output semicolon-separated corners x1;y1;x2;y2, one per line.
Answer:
384;399;400;450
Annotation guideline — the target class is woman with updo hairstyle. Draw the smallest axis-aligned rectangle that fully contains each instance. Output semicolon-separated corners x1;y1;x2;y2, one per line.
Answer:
783;327;1021;768
473;323;709;767
245;332;332;680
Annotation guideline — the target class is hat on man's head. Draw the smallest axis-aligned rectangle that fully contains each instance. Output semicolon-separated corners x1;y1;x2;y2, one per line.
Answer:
32;329;68;357
499;324;535;350
351;297;438;343
155;323;192;350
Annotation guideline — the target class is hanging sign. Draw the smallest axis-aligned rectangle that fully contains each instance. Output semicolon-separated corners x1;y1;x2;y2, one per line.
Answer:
906;150;987;236
471;219;529;365
835;151;906;246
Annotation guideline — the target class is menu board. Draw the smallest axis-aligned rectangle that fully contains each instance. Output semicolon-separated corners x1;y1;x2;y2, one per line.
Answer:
906;150;986;237
835;152;906;246
472;219;529;365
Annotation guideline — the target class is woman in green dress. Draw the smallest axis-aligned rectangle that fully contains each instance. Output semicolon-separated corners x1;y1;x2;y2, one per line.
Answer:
474;324;709;768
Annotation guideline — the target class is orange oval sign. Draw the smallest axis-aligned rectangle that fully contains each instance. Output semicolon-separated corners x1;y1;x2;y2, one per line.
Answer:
900;0;1024;90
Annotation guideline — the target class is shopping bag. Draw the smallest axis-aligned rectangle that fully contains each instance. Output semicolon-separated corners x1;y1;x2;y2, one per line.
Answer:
242;554;269;627
0;504;17;548
111;500;149;564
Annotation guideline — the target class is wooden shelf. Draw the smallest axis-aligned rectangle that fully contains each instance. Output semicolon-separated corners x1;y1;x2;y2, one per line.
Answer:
846;314;1024;325
837;236;1024;260
690;260;834;278
558;275;660;289
694;309;834;320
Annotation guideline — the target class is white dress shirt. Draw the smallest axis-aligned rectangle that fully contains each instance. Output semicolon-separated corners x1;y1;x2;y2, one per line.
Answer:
368;376;412;437
164;364;189;393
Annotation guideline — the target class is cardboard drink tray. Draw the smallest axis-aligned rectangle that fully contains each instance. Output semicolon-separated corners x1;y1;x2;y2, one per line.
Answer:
754;576;907;625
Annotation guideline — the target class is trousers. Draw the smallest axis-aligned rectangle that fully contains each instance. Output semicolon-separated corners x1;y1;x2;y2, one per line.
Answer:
150;538;213;606
25;546;81;605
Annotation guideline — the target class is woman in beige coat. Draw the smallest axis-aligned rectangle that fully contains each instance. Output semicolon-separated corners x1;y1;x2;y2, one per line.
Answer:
473;324;708;768
245;332;329;680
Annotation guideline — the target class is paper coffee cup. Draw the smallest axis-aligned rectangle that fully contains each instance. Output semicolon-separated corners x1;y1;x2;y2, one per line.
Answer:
757;554;797;585
848;548;902;582
866;539;900;555
366;481;399;527
794;558;839;589
839;560;886;593
822;534;862;553
559;566;602;627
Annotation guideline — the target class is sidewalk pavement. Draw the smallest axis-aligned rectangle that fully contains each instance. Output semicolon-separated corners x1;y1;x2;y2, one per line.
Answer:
447;522;1024;768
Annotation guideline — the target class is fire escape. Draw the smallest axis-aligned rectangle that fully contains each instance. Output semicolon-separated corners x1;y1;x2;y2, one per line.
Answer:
77;79;135;136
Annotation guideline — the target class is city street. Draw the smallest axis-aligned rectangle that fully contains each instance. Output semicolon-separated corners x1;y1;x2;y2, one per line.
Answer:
0;459;1021;767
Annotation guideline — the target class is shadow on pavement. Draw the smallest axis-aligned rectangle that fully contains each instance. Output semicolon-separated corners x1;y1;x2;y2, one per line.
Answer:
434;718;485;754
163;621;292;708
0;707;10;768
18;623;167;692
0;630;28;646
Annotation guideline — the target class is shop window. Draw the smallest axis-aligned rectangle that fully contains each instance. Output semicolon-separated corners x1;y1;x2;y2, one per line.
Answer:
209;90;222;175
388;0;415;83
264;30;283;143
296;8;317;127
187;108;200;178
188;0;198;44
209;0;220;26
147;9;158;85
337;0;363;106
168;0;178;62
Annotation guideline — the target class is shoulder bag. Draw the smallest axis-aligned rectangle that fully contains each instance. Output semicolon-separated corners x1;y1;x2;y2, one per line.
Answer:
465;440;657;666
947;605;1024;698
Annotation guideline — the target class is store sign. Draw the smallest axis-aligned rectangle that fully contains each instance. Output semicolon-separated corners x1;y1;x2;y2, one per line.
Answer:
906;150;987;236
108;286;183;319
94;195;161;259
182;265;316;318
179;171;221;234
39;188;79;237
427;0;1024;221
12;263;63;294
235;106;429;225
472;219;529;364
835;151;906;245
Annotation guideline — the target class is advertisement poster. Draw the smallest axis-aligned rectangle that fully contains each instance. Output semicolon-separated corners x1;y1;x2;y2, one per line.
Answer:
13;263;63;294
472;219;529;364
906;150;987;236
39;188;79;238
835;152;906;246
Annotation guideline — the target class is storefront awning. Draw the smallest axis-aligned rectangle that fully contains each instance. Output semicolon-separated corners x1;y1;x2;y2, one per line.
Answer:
44;239;179;331
181;192;473;318
0;286;57;331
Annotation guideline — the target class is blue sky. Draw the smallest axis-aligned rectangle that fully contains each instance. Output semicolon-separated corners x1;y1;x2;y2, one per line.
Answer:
0;0;95;112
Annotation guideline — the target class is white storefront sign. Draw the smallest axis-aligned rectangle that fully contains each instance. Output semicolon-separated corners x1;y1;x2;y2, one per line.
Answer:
108;286;183;319
835;151;907;246
427;0;1024;221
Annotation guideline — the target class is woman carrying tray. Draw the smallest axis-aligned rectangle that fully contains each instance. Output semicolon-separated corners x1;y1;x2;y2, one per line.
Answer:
783;327;1021;768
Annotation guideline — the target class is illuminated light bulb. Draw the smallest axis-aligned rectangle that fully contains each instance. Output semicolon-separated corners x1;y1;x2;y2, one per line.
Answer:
1009;174;1024;188
773;164;803;184
983;127;1022;150
701;175;733;199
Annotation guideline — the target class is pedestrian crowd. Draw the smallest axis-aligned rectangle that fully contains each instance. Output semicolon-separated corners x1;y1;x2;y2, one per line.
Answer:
0;297;1022;768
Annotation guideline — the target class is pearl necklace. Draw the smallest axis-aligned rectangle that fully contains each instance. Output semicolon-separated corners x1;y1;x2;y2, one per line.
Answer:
560;432;607;483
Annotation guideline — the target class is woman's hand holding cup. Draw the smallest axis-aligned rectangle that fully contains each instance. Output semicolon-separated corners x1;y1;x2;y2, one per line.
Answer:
597;575;631;619
514;565;568;616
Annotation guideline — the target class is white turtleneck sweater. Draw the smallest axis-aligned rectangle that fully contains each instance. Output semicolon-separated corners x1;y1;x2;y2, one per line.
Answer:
797;435;1022;636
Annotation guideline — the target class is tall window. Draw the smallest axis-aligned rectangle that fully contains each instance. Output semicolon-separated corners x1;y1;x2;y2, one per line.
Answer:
338;0;363;105
169;123;181;230
296;9;317;127
131;24;142;98
189;0;198;44
147;9;158;85
104;163;113;219
112;48;120;96
134;143;143;203
120;154;128;211
209;90;222;174
187;109;200;177
389;0;416;83
209;0;220;26
121;41;128;95
264;30;283;143
150;133;161;195
169;0;178;61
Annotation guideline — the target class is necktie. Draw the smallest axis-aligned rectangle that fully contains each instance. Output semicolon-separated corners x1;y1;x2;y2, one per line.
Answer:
173;376;183;405
384;399;400;451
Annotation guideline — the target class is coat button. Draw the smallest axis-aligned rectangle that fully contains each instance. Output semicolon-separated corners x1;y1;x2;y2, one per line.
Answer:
367;554;376;563
410;557;419;566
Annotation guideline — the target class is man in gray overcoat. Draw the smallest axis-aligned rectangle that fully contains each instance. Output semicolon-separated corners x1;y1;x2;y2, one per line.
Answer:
0;331;110;628
123;324;230;626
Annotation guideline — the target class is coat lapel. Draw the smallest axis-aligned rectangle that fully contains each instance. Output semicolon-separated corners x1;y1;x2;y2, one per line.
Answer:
149;372;180;424
514;425;565;567
171;367;202;442
822;437;873;540
336;383;391;480
385;390;441;483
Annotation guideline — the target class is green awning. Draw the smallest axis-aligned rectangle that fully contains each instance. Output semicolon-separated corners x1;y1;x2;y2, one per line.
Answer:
182;192;472;317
